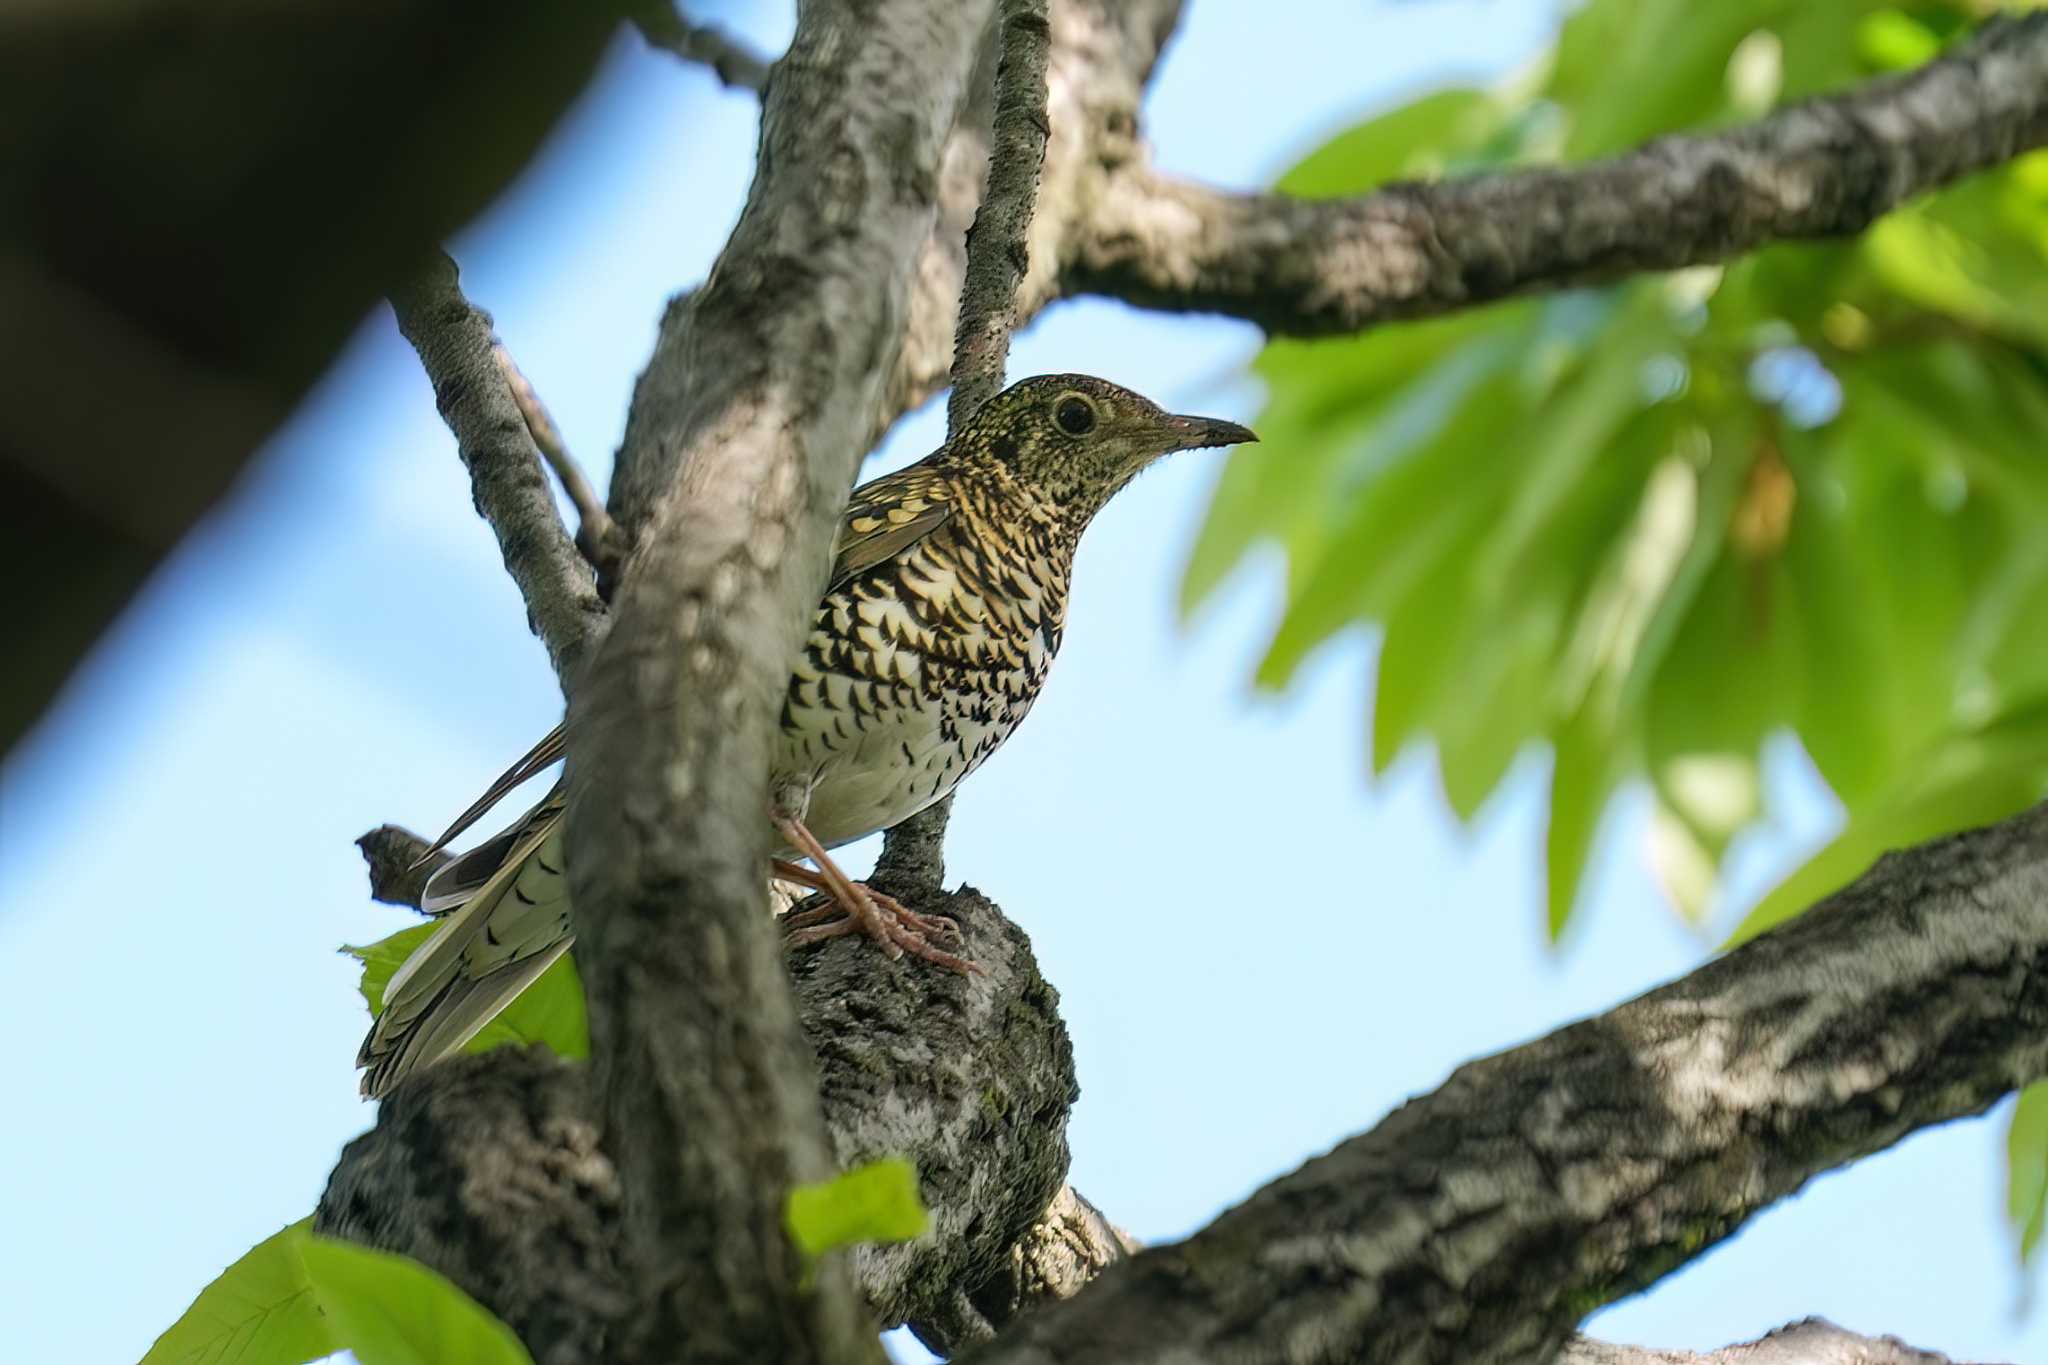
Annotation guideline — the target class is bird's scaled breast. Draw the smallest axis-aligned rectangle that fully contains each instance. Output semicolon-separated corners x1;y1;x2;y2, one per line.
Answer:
774;533;1064;849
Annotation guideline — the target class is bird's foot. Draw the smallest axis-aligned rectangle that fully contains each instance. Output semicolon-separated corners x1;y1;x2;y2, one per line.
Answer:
780;884;979;974
768;819;982;974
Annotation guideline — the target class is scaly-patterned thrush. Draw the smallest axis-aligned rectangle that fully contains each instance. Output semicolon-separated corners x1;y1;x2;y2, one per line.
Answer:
360;374;1256;1096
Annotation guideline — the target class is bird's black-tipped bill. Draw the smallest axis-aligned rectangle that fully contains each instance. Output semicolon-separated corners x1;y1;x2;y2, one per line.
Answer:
1161;414;1259;451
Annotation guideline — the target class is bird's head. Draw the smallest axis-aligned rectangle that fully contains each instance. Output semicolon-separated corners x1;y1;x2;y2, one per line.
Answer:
950;374;1257;531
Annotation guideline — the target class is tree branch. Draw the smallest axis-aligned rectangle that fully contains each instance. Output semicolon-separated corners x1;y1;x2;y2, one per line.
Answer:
1065;13;2048;334
317;890;1075;1365
883;0;1187;431
491;341;623;581
355;824;446;909
1559;1319;1960;1365
944;0;1054;427
877;0;1055;898
389;255;607;686
963;802;2048;1365
562;1;997;1358
629;1;772;93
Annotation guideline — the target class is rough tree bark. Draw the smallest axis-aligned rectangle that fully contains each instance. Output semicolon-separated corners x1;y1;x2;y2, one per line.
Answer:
562;3;998;1360
332;6;2048;1364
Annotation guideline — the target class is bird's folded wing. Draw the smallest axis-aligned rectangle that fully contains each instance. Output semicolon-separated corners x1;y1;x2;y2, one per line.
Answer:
825;467;954;595
415;723;567;866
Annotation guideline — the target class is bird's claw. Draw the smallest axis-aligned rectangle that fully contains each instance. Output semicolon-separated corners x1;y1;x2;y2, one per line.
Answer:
781;884;979;974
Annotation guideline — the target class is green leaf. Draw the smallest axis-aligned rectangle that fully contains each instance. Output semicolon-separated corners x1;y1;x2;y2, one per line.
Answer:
1545;700;1635;941
785;1158;929;1265
142;1221;336;1365
345;926;589;1061
1205;0;2048;946
298;1235;533;1365
1726;702;2048;946
144;1224;532;1365
1856;9;1941;71
1276;89;1498;199
2009;1083;2048;1267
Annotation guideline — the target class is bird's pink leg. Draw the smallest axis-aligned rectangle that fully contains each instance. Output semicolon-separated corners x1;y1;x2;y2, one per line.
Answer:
769;815;978;973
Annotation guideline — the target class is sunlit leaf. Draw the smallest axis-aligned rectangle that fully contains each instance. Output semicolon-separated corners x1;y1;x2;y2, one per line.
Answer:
785;1158;930;1266
1545;700;1633;940
345;926;589;1061
1203;0;2048;952
142;1221;336;1365
1855;10;1940;70
1276;89;1499;198
144;1224;532;1365
297;1235;532;1365
2009;1083;2048;1267
1726;702;2048;945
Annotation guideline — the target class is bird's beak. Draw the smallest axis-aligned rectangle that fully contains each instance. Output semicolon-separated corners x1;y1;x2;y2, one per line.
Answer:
1160;413;1259;452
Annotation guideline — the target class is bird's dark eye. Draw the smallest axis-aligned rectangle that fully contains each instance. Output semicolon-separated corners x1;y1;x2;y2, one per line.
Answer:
1054;395;1097;436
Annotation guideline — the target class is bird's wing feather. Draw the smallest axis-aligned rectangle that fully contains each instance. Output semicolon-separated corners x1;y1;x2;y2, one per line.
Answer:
825;466;954;595
415;724;567;867
361;788;569;1096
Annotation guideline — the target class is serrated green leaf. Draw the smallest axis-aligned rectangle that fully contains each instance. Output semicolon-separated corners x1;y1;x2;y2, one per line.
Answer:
345;926;589;1062
142;1221;336;1365
2008;1083;2048;1267
785;1158;929;1265
298;1235;532;1365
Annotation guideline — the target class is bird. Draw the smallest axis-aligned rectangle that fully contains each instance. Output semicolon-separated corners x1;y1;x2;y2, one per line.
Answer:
358;373;1256;1097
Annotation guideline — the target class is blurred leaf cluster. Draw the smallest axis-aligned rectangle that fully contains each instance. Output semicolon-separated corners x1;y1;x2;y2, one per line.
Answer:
1192;0;2047;937
1190;0;2048;1270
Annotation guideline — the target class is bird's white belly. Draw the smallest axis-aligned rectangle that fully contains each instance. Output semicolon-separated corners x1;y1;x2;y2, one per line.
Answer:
783;688;1024;849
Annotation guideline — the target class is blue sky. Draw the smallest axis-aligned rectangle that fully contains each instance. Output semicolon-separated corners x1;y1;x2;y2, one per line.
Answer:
2;2;2039;1361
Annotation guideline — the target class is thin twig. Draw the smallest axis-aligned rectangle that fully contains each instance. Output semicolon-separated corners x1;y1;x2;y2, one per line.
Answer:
490;343;625;586
876;0;1054;896
944;0;1054;427
629;1;772;92
356;825;447;909
389;254;607;688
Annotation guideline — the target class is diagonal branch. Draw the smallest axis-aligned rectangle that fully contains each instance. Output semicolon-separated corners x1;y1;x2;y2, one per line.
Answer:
389;254;607;686
963;801;2048;1365
877;0;1055;897
491;342;623;582
1065;13;2048;335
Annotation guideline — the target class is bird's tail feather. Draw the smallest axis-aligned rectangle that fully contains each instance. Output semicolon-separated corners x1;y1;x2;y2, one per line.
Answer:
358;783;573;1098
